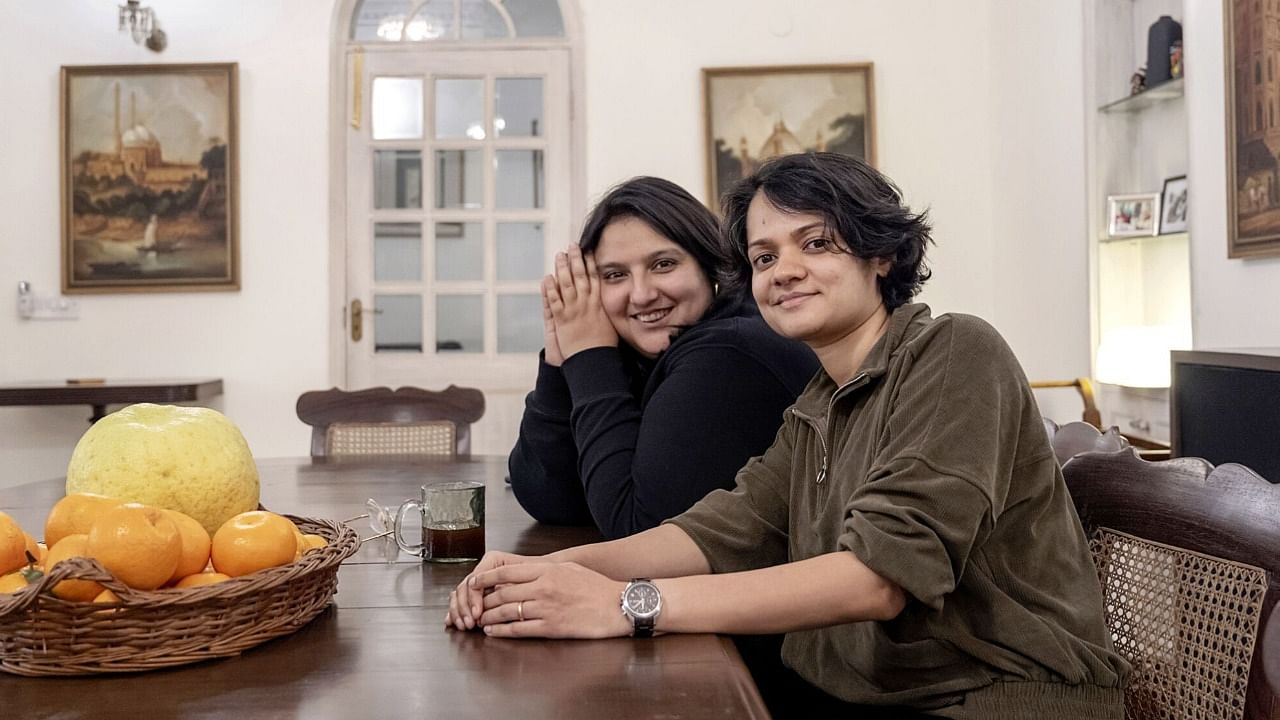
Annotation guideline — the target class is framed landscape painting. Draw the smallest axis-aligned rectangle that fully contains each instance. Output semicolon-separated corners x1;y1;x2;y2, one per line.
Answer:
703;63;875;206
1225;0;1280;258
61;63;239;293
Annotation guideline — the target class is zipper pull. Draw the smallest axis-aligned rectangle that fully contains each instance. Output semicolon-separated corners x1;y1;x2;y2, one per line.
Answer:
816;460;827;485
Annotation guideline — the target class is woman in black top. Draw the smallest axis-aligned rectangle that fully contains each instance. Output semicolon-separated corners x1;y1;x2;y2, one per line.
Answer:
509;177;817;539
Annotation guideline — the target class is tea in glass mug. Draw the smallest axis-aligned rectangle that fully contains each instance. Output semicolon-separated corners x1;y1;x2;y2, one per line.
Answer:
395;481;485;562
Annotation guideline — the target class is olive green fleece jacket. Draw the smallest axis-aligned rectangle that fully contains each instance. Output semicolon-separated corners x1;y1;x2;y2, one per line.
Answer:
667;304;1128;719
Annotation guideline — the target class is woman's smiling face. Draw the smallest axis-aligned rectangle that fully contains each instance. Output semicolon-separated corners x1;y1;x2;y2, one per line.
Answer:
593;217;714;358
745;192;888;349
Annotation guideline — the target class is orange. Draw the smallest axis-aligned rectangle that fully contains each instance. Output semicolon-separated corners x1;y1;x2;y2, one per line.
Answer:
23;532;40;563
0;512;24;575
44;534;104;602
45;493;119;548
35;542;48;568
174;571;231;589
161;509;212;584
211;511;298;577
301;534;328;552
86;503;181;591
291;523;306;561
93;588;121;604
0;572;27;593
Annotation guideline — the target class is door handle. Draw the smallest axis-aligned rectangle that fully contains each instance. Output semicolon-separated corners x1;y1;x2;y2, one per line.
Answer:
350;299;383;342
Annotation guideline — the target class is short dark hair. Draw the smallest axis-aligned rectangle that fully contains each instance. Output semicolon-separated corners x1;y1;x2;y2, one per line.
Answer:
579;176;725;288
721;153;933;310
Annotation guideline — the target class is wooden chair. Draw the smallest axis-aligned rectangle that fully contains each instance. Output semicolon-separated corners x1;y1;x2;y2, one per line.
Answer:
1062;449;1280;720
1032;377;1103;428
1043;418;1128;466
1033;378;1172;460
295;386;485;458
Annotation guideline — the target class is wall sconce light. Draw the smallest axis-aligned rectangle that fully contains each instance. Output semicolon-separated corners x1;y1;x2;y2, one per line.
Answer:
119;1;166;52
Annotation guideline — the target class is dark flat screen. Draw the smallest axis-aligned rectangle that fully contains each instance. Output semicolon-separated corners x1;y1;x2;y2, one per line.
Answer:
1173;363;1280;482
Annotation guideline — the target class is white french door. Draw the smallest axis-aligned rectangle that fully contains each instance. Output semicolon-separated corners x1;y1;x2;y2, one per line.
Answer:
345;48;571;454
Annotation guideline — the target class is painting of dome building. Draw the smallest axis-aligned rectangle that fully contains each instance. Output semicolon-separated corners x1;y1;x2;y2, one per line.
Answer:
61;63;239;292
703;63;875;205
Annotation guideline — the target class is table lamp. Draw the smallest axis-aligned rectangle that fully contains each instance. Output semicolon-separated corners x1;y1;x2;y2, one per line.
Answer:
1095;324;1189;388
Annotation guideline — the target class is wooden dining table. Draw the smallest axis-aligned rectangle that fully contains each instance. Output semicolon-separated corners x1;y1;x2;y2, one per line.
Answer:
0;455;769;719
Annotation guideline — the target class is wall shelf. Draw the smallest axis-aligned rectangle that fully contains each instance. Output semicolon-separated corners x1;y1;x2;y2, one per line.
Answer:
1099;231;1188;244
1084;0;1190;445
1098;77;1184;113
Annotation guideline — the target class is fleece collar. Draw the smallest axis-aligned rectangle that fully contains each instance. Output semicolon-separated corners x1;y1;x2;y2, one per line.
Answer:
791;303;934;418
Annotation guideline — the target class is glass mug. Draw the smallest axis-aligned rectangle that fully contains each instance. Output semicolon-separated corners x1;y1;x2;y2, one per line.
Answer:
394;481;485;562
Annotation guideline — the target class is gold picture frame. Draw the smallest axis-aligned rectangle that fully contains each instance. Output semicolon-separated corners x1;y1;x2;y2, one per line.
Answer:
702;63;876;207
61;63;240;293
1224;0;1280;258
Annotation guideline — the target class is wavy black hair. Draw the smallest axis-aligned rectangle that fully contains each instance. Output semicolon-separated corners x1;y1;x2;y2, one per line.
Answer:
721;152;932;310
580;176;723;281
579;176;743;317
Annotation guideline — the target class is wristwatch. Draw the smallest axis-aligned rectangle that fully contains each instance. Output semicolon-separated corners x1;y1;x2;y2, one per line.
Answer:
620;578;662;638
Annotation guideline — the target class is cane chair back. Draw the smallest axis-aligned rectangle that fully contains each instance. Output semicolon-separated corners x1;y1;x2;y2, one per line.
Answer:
1063;449;1280;720
296;386;485;458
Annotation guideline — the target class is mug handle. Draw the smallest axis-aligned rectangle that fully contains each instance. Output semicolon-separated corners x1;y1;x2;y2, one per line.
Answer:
394;499;425;557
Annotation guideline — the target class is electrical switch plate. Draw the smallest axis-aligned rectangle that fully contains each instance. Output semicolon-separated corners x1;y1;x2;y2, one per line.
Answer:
19;294;79;320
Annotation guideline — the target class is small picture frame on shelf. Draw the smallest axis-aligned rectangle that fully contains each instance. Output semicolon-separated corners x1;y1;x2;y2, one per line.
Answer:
1159;175;1188;234
1106;193;1160;238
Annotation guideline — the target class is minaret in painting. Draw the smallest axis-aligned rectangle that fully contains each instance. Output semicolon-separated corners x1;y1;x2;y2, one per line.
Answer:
114;82;122;156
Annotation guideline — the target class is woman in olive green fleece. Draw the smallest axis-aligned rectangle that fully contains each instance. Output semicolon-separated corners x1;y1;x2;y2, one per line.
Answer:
447;153;1129;718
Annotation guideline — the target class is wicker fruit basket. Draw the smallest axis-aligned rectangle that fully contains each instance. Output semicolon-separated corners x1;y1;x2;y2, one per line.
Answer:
0;514;359;677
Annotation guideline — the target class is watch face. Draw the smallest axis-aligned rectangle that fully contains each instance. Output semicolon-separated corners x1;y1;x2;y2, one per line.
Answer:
625;582;660;617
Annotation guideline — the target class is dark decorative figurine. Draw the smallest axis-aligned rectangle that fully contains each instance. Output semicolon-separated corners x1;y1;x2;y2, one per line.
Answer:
1146;15;1183;86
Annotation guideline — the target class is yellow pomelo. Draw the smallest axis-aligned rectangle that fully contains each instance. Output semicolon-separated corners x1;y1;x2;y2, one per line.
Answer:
66;404;259;535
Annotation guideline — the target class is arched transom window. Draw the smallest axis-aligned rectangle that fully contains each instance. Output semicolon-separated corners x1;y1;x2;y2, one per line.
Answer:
351;0;565;42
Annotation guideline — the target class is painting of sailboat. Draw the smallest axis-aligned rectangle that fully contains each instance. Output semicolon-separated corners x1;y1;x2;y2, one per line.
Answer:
61;63;238;292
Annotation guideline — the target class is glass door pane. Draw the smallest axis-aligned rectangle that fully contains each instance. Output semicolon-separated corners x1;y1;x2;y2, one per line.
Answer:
497;293;542;352
435;222;483;281
374;293;424;352
435;78;485;139
436;294;483;352
372;77;424;140
374;222;423;281
496;222;544;281
495;150;544;208
374;150;423;208
435;149;483;208
494;78;543;137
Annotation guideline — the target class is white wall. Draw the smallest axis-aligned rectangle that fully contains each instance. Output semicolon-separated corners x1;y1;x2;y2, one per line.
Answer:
0;1;332;486
1184;1;1280;348
985;0;1092;388
0;0;1091;488
579;0;1002;320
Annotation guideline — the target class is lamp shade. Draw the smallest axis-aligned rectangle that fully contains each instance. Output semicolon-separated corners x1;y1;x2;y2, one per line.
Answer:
1095;325;1189;388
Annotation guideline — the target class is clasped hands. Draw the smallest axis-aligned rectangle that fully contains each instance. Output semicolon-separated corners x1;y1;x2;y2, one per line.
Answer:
542;244;617;367
445;551;632;639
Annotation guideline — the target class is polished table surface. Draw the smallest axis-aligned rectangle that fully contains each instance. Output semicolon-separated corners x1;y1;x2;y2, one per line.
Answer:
0;456;768;720
0;378;223;422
